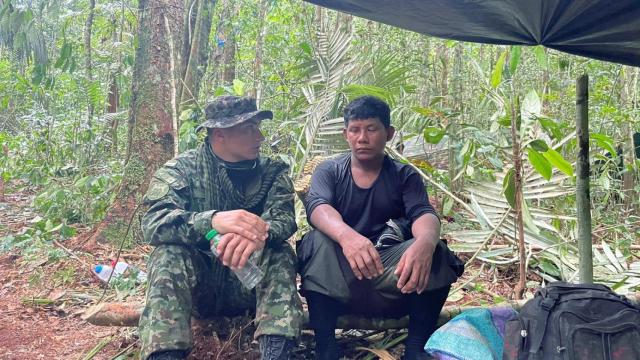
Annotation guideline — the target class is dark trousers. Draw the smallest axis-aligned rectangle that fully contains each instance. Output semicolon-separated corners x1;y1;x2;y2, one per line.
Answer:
297;230;459;359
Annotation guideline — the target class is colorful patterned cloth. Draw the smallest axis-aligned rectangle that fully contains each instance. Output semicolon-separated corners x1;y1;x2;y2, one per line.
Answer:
425;307;517;360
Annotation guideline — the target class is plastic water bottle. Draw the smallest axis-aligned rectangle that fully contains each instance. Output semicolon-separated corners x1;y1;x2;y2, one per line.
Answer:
93;261;147;283
94;264;115;283
206;229;264;290
112;261;147;283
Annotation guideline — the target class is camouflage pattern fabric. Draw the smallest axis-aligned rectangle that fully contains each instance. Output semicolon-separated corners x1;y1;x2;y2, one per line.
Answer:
200;95;273;129
139;140;302;359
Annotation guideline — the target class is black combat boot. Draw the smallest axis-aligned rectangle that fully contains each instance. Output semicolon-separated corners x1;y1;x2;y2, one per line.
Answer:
147;350;187;360
259;335;296;360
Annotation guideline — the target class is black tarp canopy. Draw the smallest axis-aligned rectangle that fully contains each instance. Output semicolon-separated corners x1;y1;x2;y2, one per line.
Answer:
303;0;640;67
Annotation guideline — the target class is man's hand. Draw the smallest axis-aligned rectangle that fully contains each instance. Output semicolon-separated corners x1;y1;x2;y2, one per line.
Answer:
211;209;269;242
214;233;264;269
394;239;437;294
340;234;384;280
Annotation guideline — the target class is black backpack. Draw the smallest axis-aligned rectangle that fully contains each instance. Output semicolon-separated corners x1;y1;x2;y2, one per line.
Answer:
503;282;640;360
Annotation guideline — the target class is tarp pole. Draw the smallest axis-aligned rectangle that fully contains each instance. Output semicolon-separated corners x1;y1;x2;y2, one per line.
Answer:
576;74;593;284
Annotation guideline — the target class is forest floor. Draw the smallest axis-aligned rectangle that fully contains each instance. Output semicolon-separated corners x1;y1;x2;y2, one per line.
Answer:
0;183;524;360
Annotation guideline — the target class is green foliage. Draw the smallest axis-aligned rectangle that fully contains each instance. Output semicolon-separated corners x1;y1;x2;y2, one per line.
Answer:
590;132;616;156
178;107;202;153
490;49;507;88
532;46;547;68
543;148;574;177
0;217;76;264
422;126;446;144
53;266;77;286
509;46;521;75
527;148;552;180
0;0;637;295
502;168;516;208
33;172;121;224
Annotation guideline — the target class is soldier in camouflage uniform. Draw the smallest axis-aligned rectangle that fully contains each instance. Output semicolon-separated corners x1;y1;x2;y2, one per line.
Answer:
139;96;303;360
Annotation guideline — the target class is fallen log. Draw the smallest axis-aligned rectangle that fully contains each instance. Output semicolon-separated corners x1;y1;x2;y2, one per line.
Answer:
83;299;527;329
84;292;640;329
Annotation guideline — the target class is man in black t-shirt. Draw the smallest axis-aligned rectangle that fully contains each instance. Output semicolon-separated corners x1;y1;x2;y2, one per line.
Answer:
297;96;463;360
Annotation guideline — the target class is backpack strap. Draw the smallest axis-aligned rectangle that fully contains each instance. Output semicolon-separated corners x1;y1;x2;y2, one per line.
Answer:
528;291;560;354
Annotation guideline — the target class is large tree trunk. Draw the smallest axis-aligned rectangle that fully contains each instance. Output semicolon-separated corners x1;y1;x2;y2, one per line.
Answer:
88;0;184;246
249;0;269;101
214;0;239;85
180;0;216;110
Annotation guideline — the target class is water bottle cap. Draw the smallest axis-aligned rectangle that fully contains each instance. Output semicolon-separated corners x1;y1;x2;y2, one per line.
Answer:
95;265;103;273
205;229;219;241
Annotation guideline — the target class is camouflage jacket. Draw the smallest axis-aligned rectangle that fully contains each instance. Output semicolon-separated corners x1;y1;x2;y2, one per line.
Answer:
141;140;297;250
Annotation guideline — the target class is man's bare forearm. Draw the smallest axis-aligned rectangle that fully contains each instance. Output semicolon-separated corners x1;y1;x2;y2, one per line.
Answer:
309;204;360;246
411;213;440;247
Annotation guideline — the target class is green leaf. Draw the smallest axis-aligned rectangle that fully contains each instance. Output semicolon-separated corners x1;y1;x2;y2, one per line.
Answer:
611;276;630;291
533;46;547;68
340;84;391;104
503;168;516;208
521;89;541;123
300;42;312;56
530;139;549;152
521;200;540;234
490;50;508;88
179;108;195;122
442;197;453;216
537;257;560;277
74;175;92;188
497;114;511;127
527;148;552;180
31;63;46;86
543;148;574;176
232;79;245;96
538;117;562;140
55;42;72;69
457;140;475;166
423;126;445;144
214;86;226;96
590;133;616;157
429;96;445;106
509;46;521;75
87;80;101;109
68;56;77;73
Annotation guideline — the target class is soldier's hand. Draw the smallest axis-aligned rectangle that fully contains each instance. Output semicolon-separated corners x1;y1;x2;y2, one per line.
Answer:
341;234;383;280
214;233;263;270
211;210;269;242
394;238;436;294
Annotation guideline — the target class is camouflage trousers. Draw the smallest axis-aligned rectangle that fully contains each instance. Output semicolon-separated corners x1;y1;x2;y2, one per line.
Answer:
138;242;303;359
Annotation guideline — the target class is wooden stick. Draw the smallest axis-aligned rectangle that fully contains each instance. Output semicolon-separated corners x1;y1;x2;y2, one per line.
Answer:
576;74;593;283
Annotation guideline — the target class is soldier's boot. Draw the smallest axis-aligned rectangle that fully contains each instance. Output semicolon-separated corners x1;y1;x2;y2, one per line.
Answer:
147;350;187;360
259;335;295;360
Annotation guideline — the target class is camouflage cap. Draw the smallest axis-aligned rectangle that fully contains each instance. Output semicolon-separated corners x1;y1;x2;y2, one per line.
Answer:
199;96;273;130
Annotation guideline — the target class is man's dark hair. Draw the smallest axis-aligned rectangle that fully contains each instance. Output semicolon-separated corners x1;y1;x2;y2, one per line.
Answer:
343;95;391;128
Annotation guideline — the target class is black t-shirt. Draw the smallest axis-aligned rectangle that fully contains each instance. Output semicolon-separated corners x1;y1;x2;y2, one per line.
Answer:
305;153;438;242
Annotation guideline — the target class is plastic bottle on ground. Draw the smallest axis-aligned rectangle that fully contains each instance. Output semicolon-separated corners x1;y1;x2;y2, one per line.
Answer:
93;264;115;283
93;261;147;283
206;229;264;290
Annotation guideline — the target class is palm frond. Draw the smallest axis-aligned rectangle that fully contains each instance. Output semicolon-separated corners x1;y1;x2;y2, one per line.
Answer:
448;162;578;276
295;26;355;176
